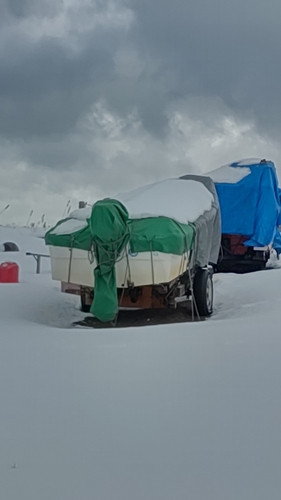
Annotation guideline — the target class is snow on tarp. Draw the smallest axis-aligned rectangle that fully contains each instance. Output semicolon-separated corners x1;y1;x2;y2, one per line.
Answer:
116;178;214;224
208;159;281;249
49;179;213;238
179;174;221;266
62;178;215;226
68;207;91;221
208;165;251;183
48;207;91;236
50;219;88;236
234;157;265;166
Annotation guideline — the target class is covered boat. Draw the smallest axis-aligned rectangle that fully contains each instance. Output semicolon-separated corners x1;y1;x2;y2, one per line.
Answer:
208;158;281;272
45;175;221;322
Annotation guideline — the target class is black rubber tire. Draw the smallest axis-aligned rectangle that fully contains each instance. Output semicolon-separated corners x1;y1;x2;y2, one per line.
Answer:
80;294;91;313
193;268;213;317
2;242;20;252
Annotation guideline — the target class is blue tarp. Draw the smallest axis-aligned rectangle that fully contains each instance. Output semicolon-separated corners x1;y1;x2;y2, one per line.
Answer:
213;160;281;251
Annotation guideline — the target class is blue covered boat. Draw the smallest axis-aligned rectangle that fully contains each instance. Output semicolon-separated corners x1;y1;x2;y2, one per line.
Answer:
208;158;281;272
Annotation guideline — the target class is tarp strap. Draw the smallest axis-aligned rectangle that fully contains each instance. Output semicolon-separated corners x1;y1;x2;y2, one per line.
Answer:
67;236;75;283
150;240;155;285
125;248;132;285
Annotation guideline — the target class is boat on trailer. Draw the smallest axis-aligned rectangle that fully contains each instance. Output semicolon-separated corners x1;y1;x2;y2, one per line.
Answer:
46;175;221;324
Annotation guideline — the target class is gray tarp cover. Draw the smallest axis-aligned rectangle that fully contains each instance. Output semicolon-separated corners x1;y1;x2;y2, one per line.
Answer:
180;174;221;267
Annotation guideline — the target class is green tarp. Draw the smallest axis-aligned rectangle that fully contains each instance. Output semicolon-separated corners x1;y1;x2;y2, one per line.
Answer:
88;199;130;322
45;215;195;256
128;218;194;255
45;218;91;250
45;200;196;322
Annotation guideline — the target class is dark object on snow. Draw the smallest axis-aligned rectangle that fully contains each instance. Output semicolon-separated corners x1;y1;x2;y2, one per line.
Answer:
0;242;19;252
73;307;205;329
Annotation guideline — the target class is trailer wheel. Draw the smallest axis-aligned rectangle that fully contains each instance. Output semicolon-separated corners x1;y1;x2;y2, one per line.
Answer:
193;268;213;317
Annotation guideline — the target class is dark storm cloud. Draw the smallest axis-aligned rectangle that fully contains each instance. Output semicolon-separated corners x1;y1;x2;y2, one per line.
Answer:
0;33;114;138
4;0;63;18
1;0;281;175
128;0;281;135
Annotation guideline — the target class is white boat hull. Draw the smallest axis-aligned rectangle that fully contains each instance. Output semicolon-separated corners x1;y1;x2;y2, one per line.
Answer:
49;245;190;288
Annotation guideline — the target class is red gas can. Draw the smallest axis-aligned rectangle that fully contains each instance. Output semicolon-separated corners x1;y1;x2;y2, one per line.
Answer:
0;262;19;283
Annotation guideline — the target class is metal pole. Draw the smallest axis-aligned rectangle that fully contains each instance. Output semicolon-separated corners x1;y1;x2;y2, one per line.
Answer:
36;256;41;274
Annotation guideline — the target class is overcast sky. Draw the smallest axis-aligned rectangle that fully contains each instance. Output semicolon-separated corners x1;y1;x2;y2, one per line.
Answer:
1;0;281;226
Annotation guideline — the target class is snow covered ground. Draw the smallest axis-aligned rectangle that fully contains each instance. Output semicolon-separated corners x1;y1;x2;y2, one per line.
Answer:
1;226;281;500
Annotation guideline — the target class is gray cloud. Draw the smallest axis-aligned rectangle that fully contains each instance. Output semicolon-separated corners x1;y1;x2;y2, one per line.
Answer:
4;0;63;19
0;28;121;141
1;0;281;223
128;0;281;135
2;0;281;144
